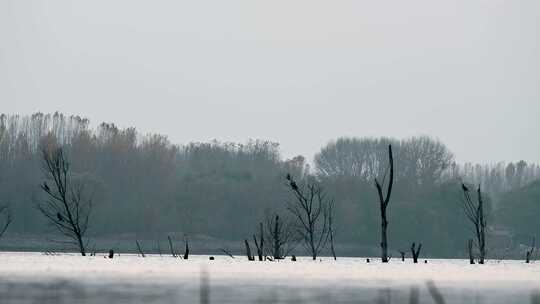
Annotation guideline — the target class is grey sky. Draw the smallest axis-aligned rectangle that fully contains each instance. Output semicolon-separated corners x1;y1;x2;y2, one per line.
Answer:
1;0;539;163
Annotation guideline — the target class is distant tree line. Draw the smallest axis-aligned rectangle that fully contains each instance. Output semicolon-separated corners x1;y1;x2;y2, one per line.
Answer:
0;112;539;258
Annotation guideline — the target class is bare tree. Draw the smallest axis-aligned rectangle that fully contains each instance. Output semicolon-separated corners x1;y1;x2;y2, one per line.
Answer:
327;200;337;260
460;183;487;264
374;145;394;263
264;214;296;260
286;174;331;260
411;242;422;263
0;206;12;239
38;146;93;256
253;222;264;261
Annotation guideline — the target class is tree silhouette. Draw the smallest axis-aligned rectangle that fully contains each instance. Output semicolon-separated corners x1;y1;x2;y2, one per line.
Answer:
38;146;93;256
374;145;394;263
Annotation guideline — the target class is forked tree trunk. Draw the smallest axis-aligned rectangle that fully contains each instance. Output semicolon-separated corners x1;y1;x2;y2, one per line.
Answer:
136;240;145;257
253;222;264;261
375;145;394;263
411;242;422;263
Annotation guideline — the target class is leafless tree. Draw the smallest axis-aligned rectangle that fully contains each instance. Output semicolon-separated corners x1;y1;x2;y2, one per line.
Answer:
253;222;264;261
264;214;296;260
327;200;337;260
38;146;93;256
460;183;487;264
0;206;13;239
286;174;331;260
374;145;394;263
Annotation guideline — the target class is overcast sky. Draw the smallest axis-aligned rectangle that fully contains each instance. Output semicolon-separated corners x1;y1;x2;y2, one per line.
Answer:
1;0;539;163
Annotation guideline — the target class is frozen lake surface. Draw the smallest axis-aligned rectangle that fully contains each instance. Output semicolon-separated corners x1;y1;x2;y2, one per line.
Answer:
0;252;539;303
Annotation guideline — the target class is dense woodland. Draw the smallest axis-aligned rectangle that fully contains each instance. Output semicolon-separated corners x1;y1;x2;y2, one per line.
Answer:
0;112;539;257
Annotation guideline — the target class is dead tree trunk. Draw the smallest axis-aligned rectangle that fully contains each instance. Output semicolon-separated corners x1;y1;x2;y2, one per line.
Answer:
183;235;190;260
526;236;535;263
244;239;255;261
264;213;295;260
468;239;475;264
253;222;264;261
411;242;422;263
167;235;177;257
461;184;487;264
399;251;405;262
136;240;145;257
273;215;281;259
374;145;394;263
327;200;337;261
477;188;486;264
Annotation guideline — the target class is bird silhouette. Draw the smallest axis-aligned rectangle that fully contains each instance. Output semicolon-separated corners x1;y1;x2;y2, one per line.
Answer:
291;180;298;191
286;173;298;190
57;213;64;222
461;183;469;192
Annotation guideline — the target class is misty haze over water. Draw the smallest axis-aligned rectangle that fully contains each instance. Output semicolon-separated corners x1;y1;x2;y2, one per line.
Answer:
1;1;540;303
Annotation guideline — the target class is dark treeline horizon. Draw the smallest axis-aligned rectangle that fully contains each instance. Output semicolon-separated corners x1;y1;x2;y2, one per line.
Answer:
1;112;539;257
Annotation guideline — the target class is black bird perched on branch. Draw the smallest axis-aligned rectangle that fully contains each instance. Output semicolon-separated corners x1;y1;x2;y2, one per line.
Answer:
461;183;469;192
57;213;64;222
286;173;298;190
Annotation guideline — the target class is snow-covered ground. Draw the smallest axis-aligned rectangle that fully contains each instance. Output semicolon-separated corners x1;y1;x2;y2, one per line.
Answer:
0;252;538;303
